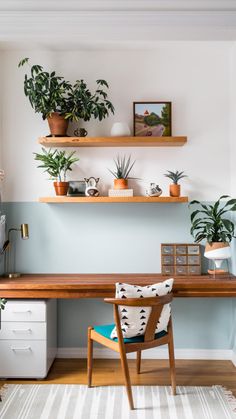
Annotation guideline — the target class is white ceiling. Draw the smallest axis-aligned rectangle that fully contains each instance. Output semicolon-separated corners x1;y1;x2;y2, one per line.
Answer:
1;0;236;48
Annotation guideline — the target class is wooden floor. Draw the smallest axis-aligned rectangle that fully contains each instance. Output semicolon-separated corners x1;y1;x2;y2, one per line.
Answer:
2;359;236;396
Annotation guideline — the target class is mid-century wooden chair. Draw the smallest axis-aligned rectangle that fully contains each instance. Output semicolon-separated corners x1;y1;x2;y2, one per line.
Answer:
87;293;176;410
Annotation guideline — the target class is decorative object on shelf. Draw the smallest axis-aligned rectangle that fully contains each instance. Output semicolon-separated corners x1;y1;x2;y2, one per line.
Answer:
68;181;86;196
108;189;133;197
164;170;187;197
110;122;131;137
108;154;136;190
189;195;236;276
133;102;171;137
34;148;79;196
84;177;100;197
74;128;88;138
146;183;162;197
5;224;29;278
161;243;201;276
18;58;115;137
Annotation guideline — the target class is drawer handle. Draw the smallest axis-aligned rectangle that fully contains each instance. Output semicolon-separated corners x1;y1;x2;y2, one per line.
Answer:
11;346;32;352
12;310;32;314
11;329;32;334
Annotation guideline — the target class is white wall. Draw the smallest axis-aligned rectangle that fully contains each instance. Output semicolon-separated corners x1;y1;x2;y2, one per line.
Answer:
1;42;232;202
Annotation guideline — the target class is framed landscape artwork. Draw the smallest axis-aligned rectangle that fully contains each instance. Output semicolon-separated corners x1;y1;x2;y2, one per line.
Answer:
133;102;172;137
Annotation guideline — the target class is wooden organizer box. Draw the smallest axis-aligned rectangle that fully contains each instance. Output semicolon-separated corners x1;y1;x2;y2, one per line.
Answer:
161;243;201;276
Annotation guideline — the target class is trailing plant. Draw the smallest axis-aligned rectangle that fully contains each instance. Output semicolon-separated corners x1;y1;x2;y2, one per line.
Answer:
34;148;79;182
18;58;115;122
108;155;136;179
189;195;236;244
0;298;6;310
164;170;187;184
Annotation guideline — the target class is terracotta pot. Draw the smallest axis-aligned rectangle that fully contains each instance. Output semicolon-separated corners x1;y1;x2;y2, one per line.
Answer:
114;178;128;190
47;113;69;137
53;182;69;196
169;183;180;197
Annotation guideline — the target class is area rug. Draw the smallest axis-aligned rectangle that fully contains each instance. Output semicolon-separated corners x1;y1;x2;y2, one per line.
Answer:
0;384;235;419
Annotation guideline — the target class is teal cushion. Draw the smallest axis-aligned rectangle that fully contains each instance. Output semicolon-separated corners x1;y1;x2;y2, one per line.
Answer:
93;323;167;343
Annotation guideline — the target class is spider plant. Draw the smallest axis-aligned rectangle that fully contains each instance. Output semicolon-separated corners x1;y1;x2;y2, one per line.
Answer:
189;195;236;243
34;148;79;182
108;155;136;179
164;170;187;184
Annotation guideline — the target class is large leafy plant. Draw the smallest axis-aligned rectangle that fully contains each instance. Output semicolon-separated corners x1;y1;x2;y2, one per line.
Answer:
34;148;79;182
108;155;136;179
189;195;236;243
18;58;115;122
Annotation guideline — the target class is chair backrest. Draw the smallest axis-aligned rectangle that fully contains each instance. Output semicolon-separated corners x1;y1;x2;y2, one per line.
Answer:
104;293;173;342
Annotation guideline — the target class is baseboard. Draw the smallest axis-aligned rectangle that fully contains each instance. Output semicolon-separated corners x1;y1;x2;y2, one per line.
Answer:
57;347;233;361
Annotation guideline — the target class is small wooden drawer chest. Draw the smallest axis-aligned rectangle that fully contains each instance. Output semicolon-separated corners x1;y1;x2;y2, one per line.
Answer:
161;243;201;275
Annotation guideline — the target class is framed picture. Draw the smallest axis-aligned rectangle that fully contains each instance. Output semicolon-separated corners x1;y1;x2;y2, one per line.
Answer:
133;102;172;137
68;180;86;196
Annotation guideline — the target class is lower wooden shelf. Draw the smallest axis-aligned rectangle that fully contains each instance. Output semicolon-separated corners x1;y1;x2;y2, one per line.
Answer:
39;196;188;203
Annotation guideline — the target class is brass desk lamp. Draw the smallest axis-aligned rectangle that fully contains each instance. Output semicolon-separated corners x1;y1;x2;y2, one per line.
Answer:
4;224;29;278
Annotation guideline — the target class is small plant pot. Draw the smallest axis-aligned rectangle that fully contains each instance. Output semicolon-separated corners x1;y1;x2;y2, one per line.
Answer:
53;182;69;196
169;184;180;197
47;112;69;137
114;179;128;190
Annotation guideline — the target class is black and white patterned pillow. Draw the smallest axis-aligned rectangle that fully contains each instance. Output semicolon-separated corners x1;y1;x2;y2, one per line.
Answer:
110;278;174;339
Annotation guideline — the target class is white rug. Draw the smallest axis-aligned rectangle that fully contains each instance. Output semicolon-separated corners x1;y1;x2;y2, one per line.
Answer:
0;384;236;419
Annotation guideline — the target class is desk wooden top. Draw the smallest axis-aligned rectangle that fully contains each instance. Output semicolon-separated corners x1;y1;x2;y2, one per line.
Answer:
0;274;235;298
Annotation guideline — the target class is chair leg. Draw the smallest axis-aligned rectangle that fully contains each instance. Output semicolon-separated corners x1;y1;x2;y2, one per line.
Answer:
168;323;176;395
87;327;93;388
136;350;141;374
119;348;134;410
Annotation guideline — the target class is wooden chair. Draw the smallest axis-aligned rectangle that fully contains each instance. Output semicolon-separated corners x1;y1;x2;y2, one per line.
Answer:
87;293;176;410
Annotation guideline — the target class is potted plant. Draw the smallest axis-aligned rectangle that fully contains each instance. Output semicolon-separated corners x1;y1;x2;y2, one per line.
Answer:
189;195;236;273
34;148;79;195
164;170;187;197
108;155;136;189
18;58;115;136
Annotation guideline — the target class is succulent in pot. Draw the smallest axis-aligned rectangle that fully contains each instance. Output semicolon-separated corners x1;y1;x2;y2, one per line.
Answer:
189;195;236;273
34;148;79;196
18;58;115;136
108;155;136;190
164;170;187;197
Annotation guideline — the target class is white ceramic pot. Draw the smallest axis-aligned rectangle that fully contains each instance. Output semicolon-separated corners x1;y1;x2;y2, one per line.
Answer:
110;122;131;137
204;242;231;269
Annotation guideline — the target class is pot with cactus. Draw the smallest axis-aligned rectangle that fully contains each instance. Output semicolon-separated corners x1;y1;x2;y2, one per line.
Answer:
34;148;79;196
164;170;187;197
108;155;136;190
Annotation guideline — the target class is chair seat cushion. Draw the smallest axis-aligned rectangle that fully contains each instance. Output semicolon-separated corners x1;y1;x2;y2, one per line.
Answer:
94;323;167;343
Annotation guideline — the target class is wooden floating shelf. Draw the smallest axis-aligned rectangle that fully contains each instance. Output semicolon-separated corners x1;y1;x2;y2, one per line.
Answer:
39;196;188;203
38;136;187;147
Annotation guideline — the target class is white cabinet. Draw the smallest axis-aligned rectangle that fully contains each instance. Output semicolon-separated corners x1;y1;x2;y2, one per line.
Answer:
0;299;57;378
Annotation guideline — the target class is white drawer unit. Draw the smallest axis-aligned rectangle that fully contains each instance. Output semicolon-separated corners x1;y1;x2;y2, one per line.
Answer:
0;299;57;379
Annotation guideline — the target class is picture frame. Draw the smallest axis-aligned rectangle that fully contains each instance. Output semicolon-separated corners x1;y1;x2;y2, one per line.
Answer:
133;101;172;137
68;180;86;196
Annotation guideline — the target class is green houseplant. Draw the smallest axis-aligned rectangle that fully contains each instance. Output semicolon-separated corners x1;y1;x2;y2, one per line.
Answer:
164;170;187;197
108;155;136;190
18;58;115;136
0;298;6;330
34;148;79;195
189;195;236;273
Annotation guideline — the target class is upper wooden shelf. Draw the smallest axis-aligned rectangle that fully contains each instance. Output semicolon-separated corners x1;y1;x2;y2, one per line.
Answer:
39;196;188;203
38;136;187;147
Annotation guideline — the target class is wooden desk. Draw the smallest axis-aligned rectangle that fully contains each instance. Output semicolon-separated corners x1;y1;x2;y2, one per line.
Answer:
0;274;235;298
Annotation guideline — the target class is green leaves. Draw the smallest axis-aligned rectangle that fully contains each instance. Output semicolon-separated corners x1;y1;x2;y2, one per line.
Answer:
18;57;29;68
108;155;136;179
0;298;6;310
164;170;187;184
34;148;79;181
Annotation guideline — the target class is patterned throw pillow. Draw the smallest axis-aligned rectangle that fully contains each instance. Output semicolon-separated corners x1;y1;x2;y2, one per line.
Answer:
110;278;174;339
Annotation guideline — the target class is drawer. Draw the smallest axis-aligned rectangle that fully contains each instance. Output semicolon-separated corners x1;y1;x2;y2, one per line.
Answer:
0;340;47;378
188;265;201;275
175;265;187;275
162;266;174;275
2;300;47;322
175;255;187;265
176;245;187;255
188;255;200;265
162;245;174;255
0;322;46;340
162;256;174;265
187;245;200;255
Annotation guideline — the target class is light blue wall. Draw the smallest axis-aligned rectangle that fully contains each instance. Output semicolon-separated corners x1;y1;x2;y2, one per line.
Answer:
2;202;234;349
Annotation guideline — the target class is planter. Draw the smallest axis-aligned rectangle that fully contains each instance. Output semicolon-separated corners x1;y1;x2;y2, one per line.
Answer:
114;179;128;190
169;184;180;197
53;181;69;196
47;113;69;137
204;242;231;271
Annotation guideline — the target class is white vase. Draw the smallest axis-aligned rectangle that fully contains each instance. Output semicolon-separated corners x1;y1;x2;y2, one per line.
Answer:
110;122;131;137
204;242;231;269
